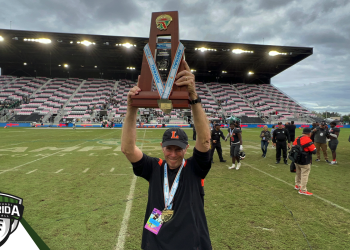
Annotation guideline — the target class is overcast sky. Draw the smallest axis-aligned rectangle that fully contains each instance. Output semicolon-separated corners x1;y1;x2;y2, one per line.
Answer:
1;0;349;114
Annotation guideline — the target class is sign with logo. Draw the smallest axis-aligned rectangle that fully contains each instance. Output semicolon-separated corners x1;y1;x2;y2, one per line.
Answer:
0;193;24;247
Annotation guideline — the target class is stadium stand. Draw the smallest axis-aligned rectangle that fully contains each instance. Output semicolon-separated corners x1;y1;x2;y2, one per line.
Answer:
2;76;317;123
63;79;117;120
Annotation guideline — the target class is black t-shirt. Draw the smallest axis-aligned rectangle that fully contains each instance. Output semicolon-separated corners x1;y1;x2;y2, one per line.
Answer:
329;127;340;140
132;148;212;250
227;128;241;144
285;124;296;135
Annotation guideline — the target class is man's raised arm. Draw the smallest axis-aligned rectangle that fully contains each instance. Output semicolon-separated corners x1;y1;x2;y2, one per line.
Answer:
175;60;211;152
121;81;143;163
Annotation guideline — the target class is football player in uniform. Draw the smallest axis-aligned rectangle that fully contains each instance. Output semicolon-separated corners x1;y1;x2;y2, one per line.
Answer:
328;121;340;164
226;123;243;170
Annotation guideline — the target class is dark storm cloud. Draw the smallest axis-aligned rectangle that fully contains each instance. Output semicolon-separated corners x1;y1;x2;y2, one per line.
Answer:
0;0;349;113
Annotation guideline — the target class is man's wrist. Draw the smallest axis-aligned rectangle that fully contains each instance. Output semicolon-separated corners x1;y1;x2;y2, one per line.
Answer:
190;93;198;100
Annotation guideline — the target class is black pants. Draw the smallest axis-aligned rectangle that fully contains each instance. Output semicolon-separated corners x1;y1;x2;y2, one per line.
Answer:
211;143;224;161
193;129;196;140
276;141;287;161
290;134;295;143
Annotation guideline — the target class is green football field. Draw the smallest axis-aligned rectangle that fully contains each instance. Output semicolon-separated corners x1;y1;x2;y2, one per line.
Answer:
1;127;349;250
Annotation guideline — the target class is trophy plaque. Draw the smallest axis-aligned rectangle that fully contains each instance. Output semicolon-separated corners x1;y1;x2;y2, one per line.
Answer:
131;11;190;112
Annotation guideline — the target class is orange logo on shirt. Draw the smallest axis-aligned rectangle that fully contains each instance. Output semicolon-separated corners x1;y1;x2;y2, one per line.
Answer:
171;131;179;139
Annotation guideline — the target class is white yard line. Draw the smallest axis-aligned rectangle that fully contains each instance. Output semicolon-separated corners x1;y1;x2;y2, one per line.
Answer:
115;129;146;250
26;169;37;174
55;169;64;173
110;168;115;172
243;163;350;214
0;142;26;148
82;168;89;173
268;164;277;168
0;132;114;175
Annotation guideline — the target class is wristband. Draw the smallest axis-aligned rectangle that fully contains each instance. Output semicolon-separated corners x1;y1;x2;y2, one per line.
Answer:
190;97;201;105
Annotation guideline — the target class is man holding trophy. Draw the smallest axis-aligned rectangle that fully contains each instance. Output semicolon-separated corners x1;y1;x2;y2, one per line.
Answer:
121;11;212;250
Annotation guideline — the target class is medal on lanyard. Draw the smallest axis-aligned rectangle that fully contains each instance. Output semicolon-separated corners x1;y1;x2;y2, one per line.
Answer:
162;159;185;223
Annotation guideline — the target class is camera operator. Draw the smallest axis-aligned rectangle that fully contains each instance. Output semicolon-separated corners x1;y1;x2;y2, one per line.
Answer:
293;128;317;196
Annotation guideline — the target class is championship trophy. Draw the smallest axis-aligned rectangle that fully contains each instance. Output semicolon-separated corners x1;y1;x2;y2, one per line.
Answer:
131;11;190;113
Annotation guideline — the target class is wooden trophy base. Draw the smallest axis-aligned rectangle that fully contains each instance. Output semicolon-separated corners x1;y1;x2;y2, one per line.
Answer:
131;91;190;108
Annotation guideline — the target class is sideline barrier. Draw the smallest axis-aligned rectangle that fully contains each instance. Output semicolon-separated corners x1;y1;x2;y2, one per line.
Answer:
1;123;349;128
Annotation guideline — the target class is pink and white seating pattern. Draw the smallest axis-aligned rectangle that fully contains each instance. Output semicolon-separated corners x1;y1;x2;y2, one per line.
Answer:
64;79;115;119
0;77;47;103
18;78;82;116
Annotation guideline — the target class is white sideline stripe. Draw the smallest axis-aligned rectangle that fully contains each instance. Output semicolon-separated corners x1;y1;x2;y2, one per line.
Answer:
268;164;277;168
115;129;146;250
0;132;114;175
55;169;64;173
110;168;115;172
243;163;350;214
26;169;37;174
83;168;89;173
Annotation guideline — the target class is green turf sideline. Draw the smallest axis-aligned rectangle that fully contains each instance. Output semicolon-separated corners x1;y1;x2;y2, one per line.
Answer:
115;129;147;250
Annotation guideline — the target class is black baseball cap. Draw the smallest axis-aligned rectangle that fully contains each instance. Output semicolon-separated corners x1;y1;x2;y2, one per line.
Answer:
278;122;283;125
215;123;220;127
320;121;326;126
162;128;188;149
303;128;312;134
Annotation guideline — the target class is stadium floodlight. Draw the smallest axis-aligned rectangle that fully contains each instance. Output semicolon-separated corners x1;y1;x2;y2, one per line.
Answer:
127;67;135;70
232;49;254;54
248;71;254;75
116;42;136;48
0;36;3;42
94;66;97;68
24;38;51;44
269;51;287;56
23;62;27;65
37;38;51;44
78;40;94;46
70;41;73;44
58;64;61;67
191;69;196;72
64;64;69;68
195;47;217;52
222;71;227;73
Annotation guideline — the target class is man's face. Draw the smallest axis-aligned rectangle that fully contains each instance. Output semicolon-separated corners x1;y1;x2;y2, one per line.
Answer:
331;124;335;128
161;144;189;169
278;124;283;129
215;125;220;131
230;125;235;129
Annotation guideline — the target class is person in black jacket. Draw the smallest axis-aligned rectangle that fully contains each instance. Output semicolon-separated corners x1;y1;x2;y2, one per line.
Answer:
272;122;291;164
210;124;226;163
260;125;271;158
285;121;296;143
193;123;196;140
